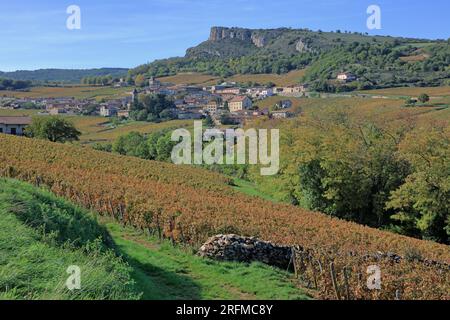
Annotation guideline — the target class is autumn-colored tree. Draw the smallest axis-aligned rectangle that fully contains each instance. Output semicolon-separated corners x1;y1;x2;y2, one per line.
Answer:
292;112;411;227
134;74;146;87
388;126;450;244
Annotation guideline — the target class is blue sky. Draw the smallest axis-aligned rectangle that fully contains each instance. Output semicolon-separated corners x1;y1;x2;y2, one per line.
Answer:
0;0;449;71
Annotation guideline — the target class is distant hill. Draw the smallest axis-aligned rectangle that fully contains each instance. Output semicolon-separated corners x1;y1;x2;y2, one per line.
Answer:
187;26;411;58
130;27;450;90
0;68;129;84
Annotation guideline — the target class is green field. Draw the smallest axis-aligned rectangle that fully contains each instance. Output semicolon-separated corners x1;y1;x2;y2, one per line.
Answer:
232;178;285;203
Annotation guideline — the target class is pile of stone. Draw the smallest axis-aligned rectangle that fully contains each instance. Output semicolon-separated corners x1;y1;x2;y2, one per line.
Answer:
198;234;293;269
199;235;450;272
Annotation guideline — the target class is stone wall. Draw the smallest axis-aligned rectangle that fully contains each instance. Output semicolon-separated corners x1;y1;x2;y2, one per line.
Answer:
198;234;450;272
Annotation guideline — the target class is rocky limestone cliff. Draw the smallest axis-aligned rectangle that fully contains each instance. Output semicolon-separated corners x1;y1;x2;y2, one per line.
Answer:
251;33;266;48
209;27;266;48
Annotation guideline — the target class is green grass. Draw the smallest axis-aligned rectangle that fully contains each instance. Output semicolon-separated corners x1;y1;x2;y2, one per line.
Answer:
0;178;309;300
105;221;309;300
232;178;284;203
0;179;139;300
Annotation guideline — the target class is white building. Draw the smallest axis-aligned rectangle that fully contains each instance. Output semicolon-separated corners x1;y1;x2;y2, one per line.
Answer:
229;96;252;112
247;87;274;99
271;110;294;119
337;72;357;82
0;116;32;136
100;105;118;117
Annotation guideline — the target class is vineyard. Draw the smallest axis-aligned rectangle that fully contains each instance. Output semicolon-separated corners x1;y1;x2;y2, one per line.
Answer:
156;69;307;87
0;134;448;300
0;85;131;101
68;117;193;144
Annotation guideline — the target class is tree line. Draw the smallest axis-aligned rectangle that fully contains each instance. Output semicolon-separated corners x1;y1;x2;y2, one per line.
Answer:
0;78;32;91
80;75;133;86
248;106;449;244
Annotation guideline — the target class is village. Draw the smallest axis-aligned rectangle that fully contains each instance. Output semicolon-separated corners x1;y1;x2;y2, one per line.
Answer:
0;72;362;135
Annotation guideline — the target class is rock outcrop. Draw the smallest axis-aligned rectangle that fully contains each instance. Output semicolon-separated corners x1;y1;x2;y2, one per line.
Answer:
295;39;311;53
198;234;293;269
209;27;266;48
251;34;266;48
209;27;252;42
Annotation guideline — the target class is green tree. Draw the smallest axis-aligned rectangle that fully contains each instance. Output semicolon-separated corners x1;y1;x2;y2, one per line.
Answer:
130;94;175;122
26;117;81;143
112;132;148;158
387;127;450;244
289;108;411;227
134;74;146;87
418;93;430;104
205;114;215;128
81;104;98;116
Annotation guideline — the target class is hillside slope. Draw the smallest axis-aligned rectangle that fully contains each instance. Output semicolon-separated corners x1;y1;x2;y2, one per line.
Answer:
0;178;139;300
130;27;449;88
0;68;128;84
0;135;448;299
0;178;309;300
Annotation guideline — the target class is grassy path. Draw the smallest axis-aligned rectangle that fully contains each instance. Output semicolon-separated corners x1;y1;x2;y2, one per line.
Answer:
105;221;310;300
232;178;286;203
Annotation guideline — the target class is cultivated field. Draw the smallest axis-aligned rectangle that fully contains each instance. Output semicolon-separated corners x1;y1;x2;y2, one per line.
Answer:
157;73;219;86
0;86;131;101
0;134;448;300
359;86;450;97
73;118;192;144
1;178;308;300
227;69;307;87
0;109;192;144
156;69;307;87
0;109;41;116
282;96;449;122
